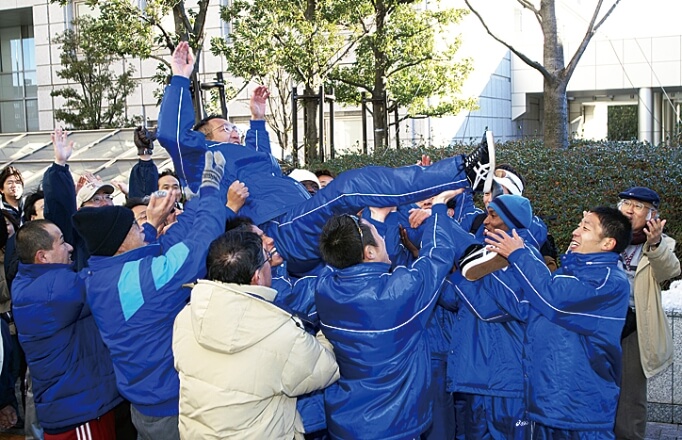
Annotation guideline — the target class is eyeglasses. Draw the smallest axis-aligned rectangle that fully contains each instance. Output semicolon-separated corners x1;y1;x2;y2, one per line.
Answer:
210;123;239;135
343;214;364;244
618;199;655;214
258;248;272;270
89;194;113;204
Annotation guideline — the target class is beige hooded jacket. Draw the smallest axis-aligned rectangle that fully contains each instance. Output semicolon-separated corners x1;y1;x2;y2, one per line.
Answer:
633;234;680;378
173;280;339;440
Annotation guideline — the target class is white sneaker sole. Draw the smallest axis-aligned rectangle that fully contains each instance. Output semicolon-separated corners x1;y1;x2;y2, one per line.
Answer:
483;130;496;194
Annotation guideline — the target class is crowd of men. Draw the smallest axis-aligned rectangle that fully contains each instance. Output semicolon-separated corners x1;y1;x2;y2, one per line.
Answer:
0;40;677;440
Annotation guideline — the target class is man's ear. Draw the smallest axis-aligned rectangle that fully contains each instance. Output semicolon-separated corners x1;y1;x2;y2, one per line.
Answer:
601;237;616;252
34;249;47;264
363;245;377;262
250;268;262;286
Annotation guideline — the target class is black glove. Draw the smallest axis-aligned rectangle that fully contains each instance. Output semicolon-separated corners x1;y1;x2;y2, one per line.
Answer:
134;126;157;156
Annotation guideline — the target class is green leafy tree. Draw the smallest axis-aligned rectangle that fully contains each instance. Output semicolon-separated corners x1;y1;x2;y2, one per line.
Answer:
51;16;137;129
608;105;637;141
213;0;368;164
328;0;476;153
51;0;212;122
464;0;622;149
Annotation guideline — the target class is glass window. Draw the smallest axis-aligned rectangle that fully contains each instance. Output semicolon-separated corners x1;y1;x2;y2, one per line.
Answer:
0;21;37;133
0;101;27;134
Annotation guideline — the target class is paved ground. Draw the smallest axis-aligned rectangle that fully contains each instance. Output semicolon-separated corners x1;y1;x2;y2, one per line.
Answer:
646;422;682;439
0;422;678;439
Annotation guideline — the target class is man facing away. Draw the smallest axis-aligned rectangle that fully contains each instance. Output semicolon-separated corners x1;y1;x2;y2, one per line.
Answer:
12;220;121;439
172;230;339;439
315;190;460;440
72;152;233;440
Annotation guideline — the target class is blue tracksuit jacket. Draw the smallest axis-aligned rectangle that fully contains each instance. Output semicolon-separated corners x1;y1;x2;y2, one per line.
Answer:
157;76;474;274
507;248;629;431
13;263;121;433
79;185;227;417
315;204;457;440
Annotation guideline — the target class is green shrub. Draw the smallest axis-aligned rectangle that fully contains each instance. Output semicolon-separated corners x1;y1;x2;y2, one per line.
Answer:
305;139;682;265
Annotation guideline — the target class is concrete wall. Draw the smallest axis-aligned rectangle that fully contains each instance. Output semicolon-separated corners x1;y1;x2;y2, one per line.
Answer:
647;310;682;423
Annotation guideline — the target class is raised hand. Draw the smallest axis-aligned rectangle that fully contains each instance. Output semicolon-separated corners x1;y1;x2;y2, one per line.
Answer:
250;85;270;120
51;127;74;166
171;41;195;79
146;189;180;230
484;228;524;258
227;180;249;213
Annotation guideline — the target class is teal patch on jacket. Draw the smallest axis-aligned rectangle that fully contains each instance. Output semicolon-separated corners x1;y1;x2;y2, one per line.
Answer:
118;260;144;321
151;242;190;291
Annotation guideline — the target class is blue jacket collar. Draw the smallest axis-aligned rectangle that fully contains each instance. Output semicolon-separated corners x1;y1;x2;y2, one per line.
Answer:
88;243;162;269
560;251;621;269
18;262;74;277
334;262;392;277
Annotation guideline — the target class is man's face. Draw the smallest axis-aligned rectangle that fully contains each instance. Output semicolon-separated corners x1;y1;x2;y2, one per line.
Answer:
82;189;114;208
2;175;23;200
362;219;391;265
483;207;510;232
568;212;608;254
249;225;283;267
118;222;147;254
42;223;73;264
131;205;147;226
158;175;182;202
318;175;333;188
32;198;45;221
206;118;241;144
618;198;656;231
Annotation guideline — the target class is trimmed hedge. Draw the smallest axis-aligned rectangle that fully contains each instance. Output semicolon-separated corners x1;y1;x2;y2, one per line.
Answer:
306;140;682;265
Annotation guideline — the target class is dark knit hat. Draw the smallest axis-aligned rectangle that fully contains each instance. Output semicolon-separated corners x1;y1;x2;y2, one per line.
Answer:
618;187;660;209
72;206;135;256
488;194;533;230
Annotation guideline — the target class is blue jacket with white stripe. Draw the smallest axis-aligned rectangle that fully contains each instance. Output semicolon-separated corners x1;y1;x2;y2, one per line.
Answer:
156;76;311;226
315;204;456;440
80;185;227;417
507;248;629;431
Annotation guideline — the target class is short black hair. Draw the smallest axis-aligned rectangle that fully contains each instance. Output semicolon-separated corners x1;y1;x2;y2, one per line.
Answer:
124;197;149;210
589;206;632;254
314;169;335;179
206;230;266;284
495;163;526;189
0;165;23;188
16;220;55;264
319;215;378;269
23;190;44;223
158;168;179;181
225;216;255;233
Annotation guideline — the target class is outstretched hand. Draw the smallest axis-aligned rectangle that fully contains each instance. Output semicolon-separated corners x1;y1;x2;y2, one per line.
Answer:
644;217;666;248
484;228;524;258
227;180;249;213
250;85;270;120
146;189;180;230
171;41;195;78
51;127;74;166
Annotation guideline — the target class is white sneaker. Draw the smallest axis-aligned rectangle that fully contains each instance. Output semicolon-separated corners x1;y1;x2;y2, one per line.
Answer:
460;245;508;281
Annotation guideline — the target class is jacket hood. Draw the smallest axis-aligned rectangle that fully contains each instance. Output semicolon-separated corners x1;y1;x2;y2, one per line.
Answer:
189;279;292;354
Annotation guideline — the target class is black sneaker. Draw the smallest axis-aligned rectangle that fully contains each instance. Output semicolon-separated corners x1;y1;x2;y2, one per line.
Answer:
463;130;495;193
134;126;157;156
458;244;508;281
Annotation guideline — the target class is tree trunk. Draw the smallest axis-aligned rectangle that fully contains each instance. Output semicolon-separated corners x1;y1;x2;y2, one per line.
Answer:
371;0;389;153
540;0;568;149
372;93;388;154
303;84;319;163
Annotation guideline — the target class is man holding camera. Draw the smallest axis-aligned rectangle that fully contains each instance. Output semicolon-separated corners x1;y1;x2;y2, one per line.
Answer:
614;187;680;440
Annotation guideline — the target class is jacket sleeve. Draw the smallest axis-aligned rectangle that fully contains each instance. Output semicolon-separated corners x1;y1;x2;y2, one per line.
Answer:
128;159;158;198
281;326;339;397
390;204;457;319
42;163;77;246
156;76;207;191
449;271;516;322
645;235;681;282
138;185;227;306
508;247;622;335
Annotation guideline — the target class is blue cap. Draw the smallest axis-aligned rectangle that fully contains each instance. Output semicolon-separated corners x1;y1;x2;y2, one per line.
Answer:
618;187;660;209
488;194;533;230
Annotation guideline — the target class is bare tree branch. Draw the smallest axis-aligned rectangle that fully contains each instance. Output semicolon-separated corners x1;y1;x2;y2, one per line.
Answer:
139;14;175;53
515;0;542;25
386;56;431;77
564;0;621;80
464;0;551;80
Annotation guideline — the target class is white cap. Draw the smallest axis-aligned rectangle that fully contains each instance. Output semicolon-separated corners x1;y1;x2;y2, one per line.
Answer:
76;182;115;207
492;170;524;196
288;169;320;188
